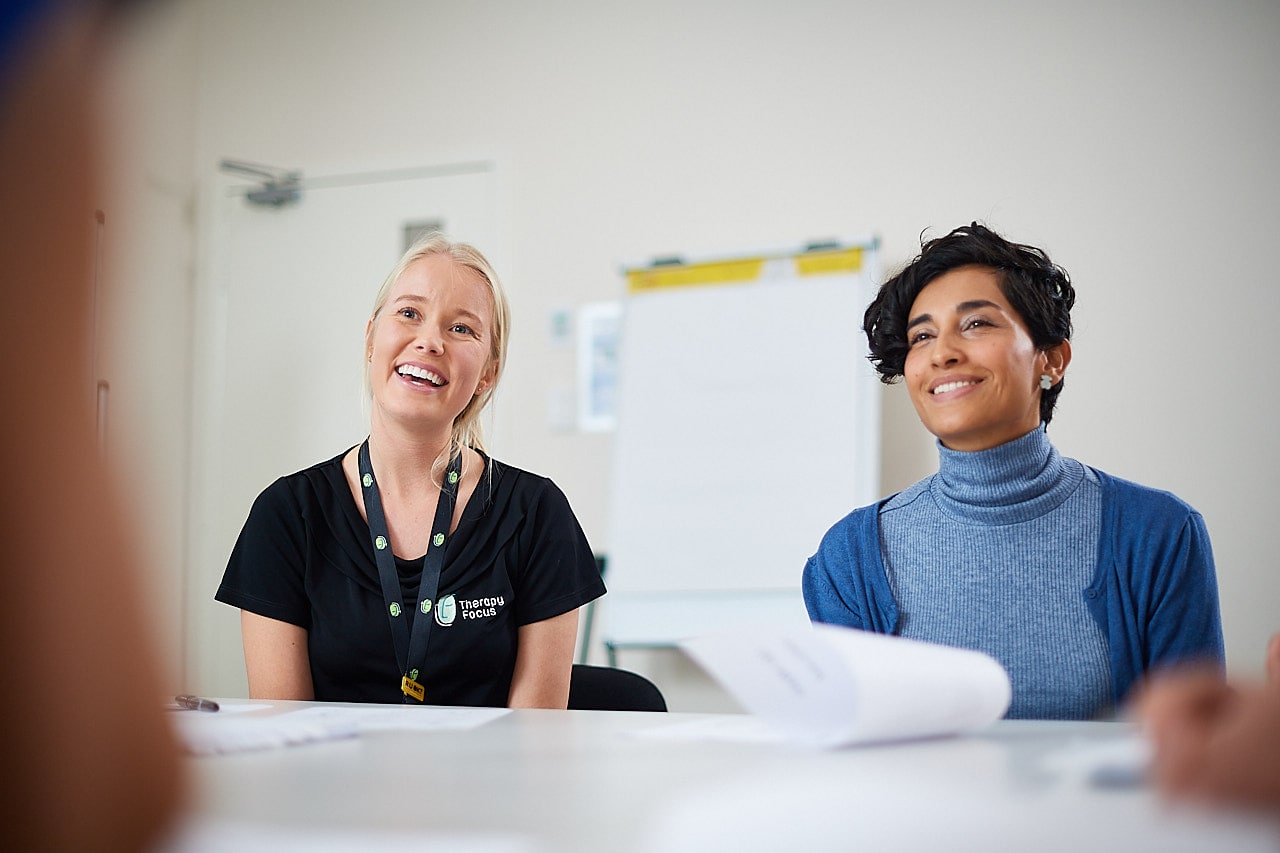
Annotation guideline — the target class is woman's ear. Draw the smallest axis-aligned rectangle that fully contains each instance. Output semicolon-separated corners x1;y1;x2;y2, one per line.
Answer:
475;361;499;397
1041;339;1072;384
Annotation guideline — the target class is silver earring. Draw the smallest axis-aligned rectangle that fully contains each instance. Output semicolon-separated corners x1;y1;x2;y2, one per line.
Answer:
1040;374;1053;390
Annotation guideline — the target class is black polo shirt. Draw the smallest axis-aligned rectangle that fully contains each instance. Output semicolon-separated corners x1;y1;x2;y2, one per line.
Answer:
216;449;606;706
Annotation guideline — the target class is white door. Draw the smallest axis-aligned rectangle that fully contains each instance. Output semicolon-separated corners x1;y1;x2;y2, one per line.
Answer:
187;165;501;696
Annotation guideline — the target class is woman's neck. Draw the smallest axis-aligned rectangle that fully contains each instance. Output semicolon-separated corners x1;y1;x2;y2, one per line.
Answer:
930;425;1081;524
367;413;452;500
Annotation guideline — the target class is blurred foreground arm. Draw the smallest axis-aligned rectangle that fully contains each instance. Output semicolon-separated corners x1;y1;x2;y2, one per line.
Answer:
0;3;185;850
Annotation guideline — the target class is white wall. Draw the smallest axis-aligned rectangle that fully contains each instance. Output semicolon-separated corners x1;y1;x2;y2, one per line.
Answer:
108;0;1280;704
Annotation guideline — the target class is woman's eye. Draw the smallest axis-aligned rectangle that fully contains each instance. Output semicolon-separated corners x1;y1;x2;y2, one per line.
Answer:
964;318;992;330
451;323;473;335
908;331;933;345
398;308;419;320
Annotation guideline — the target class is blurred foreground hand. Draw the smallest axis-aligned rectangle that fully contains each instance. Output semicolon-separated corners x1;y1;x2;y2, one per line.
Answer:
1136;633;1280;813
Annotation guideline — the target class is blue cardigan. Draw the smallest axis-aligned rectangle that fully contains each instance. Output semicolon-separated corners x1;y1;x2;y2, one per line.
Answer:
802;469;1225;707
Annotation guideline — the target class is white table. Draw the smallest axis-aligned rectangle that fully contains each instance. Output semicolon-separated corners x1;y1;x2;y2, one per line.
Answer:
167;701;1279;852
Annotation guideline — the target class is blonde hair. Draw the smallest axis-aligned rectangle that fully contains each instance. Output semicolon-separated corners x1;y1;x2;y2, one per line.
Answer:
365;233;510;478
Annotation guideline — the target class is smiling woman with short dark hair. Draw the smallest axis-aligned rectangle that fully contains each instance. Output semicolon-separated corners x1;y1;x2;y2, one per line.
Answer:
803;223;1224;720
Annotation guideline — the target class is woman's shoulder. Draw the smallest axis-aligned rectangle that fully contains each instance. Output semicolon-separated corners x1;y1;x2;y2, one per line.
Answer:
879;476;933;514
255;448;353;507
460;455;590;549
818;489;912;540
477;454;555;496
1086;465;1203;523
810;476;935;556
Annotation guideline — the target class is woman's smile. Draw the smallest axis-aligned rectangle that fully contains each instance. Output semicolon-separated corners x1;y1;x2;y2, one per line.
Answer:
928;377;981;398
395;362;447;388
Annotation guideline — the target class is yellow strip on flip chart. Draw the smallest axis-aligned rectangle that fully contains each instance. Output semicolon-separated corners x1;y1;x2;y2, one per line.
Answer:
626;258;765;293
795;247;863;276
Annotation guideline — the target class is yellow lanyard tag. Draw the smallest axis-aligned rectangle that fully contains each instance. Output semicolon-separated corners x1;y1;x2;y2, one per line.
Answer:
401;675;425;702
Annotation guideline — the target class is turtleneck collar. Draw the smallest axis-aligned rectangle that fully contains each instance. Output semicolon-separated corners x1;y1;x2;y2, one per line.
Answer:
929;425;1083;525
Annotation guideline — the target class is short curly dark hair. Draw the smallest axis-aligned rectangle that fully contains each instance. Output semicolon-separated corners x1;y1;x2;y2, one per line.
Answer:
864;223;1076;426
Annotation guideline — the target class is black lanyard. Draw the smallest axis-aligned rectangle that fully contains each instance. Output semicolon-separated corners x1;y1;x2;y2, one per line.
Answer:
358;439;461;704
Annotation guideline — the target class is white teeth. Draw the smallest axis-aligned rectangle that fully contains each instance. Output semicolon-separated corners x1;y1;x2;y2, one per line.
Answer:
932;380;976;395
397;365;444;386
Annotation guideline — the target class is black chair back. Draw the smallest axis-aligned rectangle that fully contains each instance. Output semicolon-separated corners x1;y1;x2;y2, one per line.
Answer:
568;664;667;712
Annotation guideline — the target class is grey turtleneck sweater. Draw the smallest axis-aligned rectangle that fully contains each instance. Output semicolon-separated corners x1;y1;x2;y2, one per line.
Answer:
878;426;1111;719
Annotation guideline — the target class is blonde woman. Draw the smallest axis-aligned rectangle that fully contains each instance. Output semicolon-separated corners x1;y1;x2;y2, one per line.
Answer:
218;235;604;707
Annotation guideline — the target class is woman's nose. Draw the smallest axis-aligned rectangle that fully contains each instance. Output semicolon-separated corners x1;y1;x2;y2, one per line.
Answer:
416;325;444;354
931;329;964;366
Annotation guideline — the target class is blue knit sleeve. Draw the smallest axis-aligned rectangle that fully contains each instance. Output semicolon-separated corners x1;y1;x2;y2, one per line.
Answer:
1144;508;1225;669
802;505;897;633
1089;471;1225;703
802;551;865;628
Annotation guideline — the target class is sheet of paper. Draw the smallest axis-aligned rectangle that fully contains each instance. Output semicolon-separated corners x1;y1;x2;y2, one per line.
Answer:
173;710;358;755
173;705;511;755
158;818;536;853
285;705;510;732
681;623;1011;747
